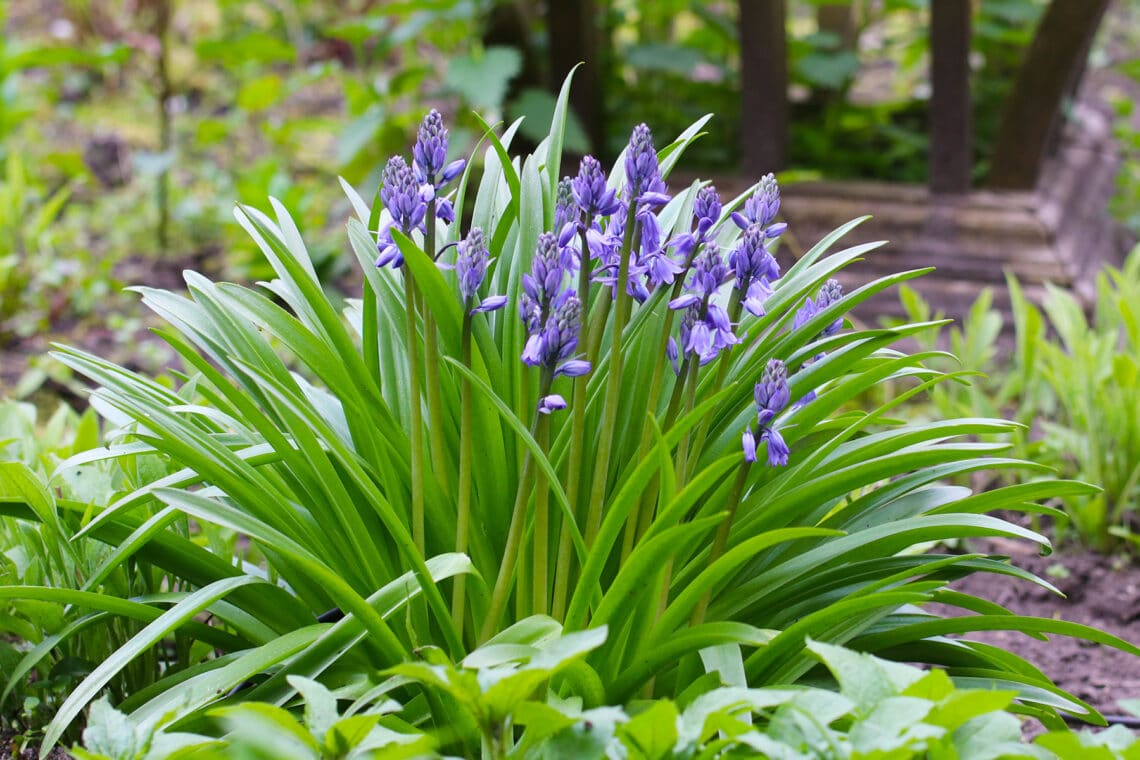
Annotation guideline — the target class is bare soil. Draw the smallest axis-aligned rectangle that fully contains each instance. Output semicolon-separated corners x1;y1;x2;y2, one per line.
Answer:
949;536;1140;721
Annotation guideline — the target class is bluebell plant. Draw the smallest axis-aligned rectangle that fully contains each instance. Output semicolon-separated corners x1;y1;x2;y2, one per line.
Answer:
22;99;1131;755
369;114;840;642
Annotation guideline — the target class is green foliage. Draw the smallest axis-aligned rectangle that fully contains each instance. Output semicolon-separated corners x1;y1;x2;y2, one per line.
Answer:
895;249;1140;553
71;634;1140;758
0;152;117;341
2;101;1136;756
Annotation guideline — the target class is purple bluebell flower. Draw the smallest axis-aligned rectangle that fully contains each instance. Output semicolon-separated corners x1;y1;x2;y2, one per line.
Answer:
555;177;580;245
815;279;844;336
669;242;730;306
761;428;790;467
794;279;844;337
572;156;621;218
675;302;739;366
625;124;658;193
793;296;817;330
521;233;567;326
667;243;739;364
455;227;507;314
587;205;651;302
754;360;790;426
672;185;723;261
413;109;465;190
730;224;780;317
742;359;791;466
624;124;670;206
521;292;590;384
732;173;782;231
538;395;567;414
637;210;684;289
376;156;427;268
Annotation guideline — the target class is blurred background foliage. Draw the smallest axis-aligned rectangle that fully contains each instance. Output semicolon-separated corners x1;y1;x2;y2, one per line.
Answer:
0;0;1136;369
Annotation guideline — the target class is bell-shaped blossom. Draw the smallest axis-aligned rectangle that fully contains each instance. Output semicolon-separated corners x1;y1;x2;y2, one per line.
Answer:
815;279;844;336
672;184;723;261
376;156;427;268
538;394;568;414
669;243;729;310
675;302;738;366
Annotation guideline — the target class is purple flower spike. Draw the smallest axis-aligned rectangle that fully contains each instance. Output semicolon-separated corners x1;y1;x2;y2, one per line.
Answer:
754;360;790;426
380;157;426;232
733;173;781;230
456;227;489;301
694;185;722;235
689;243;730;299
520;290;586;379
376;156;427;269
572;156;621;217
456;227;507;314
730;225;779;292
538;394;568;414
815;279;844;336
625;124;660;193
413;110;448;182
743;358;791;466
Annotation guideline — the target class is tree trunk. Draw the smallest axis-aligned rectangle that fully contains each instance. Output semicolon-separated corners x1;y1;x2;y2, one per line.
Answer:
929;0;972;194
547;0;605;156
739;0;788;174
987;0;1110;189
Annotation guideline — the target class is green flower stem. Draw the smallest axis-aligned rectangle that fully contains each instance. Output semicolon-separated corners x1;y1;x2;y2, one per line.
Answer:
673;354;701;487
404;271;426;555
552;224;596;620
480;372;553;642
583;201;640;547
689;461;750;626
423;198;452;500
635;349;700;549
532;402;552;617
451;310;474;644
619;248;701;562
684;290;744;480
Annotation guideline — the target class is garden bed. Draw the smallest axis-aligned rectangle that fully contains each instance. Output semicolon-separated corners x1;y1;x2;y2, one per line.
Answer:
948;537;1140;723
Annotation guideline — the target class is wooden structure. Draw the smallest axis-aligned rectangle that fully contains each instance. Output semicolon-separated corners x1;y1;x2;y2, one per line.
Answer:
729;0;1124;322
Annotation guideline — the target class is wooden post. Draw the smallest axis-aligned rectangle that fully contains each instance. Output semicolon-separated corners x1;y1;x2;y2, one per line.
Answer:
739;0;788;175
548;0;605;155
929;0;972;194
987;0;1110;189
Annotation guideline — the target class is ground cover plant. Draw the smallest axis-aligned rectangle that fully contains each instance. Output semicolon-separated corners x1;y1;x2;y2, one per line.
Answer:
895;248;1140;554
2;86;1139;756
